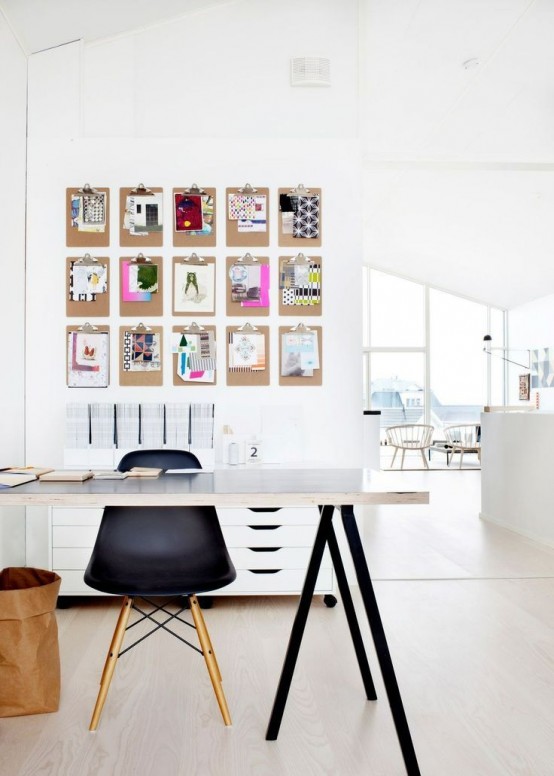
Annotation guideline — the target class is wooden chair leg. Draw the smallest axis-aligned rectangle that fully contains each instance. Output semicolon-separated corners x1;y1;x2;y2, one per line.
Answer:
400;448;406;469
459;449;464;469
420;449;429;469
89;596;133;731
390;447;398;468
189;595;232;726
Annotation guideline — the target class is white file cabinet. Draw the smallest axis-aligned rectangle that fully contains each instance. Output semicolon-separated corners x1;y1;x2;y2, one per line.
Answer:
49;505;335;598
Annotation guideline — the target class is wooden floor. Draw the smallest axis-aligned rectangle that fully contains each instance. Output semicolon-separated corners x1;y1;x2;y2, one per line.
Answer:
2;471;554;776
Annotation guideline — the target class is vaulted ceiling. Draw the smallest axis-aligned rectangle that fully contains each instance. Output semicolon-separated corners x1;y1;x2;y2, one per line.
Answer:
2;0;553;309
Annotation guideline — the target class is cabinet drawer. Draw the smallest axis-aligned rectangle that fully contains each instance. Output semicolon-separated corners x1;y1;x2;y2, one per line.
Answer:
56;570;108;596
217;507;320;526
222;524;317;548
53;548;93;569
229;546;331;570
220;567;333;594
53;526;99;548
51;508;103;526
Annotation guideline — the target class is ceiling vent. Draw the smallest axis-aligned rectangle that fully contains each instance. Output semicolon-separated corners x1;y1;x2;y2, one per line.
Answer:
290;57;331;87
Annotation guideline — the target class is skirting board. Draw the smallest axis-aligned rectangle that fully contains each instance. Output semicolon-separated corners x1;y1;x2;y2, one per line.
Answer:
479;511;554;550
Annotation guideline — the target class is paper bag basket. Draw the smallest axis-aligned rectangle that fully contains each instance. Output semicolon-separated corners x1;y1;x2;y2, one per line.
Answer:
0;567;61;717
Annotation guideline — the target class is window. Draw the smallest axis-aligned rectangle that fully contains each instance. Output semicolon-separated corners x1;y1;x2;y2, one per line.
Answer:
363;268;505;431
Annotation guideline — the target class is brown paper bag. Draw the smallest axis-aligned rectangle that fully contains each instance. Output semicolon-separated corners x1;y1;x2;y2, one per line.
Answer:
0;567;61;717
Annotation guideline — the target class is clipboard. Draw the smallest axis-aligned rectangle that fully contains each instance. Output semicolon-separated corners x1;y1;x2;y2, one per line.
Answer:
66;255;110;317
119;323;163;386
226;255;270;317
172;323;217;387
226;184;270;247
278;254;322;316
120;185;163;247
279;324;322;386
66;184;110;247
226;323;270;386
66;322;110;388
278;185;322;247
172;255;216;316
119;254;164;317
173;185;216;247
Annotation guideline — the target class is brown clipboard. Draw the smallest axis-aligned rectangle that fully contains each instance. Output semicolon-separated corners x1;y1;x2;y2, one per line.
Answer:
66;323;110;387
119;324;163;386
279;325;322;386
226;324;270;386
66;256;110;317
278;254;322;317
119;256;163;317
66;186;110;247
226;256;270;317
278;186;322;248
172;324;217;387
172;187;216;247
172;256;216;317
119;185;163;247
226;185;270;247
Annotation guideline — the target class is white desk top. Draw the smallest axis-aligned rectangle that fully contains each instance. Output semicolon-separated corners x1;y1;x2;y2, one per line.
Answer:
0;468;429;508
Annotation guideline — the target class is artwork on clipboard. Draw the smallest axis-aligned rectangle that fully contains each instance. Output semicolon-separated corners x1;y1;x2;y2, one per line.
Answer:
279;324;322;386
120;185;163;247
123;190;162;235
121;258;158;301
67;324;109;388
226;323;270;384
173;257;215;315
66;184;110;247
124;330;161;373
66;255;110;317
226;185;270;247
173;186;216;246
279;254;321;315
519;373;531;401
171;324;216;385
119;255;163;316
278;185;322;247
70;185;107;234
226;255;269;316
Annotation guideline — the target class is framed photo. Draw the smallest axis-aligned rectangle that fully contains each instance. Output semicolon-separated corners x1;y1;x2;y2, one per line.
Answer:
519;373;530;401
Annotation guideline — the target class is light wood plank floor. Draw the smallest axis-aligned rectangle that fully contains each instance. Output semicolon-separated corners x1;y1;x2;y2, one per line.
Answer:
1;471;553;776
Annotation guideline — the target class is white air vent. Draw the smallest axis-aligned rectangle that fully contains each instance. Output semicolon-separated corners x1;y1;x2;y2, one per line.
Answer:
290;57;331;87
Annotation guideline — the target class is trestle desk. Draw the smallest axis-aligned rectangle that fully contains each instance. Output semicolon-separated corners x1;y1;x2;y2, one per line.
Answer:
0;467;429;776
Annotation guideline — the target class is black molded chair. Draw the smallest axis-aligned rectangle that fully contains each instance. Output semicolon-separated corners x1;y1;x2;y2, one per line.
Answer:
84;449;236;730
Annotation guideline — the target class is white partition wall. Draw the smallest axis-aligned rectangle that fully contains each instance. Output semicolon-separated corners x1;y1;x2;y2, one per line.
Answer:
0;11;27;566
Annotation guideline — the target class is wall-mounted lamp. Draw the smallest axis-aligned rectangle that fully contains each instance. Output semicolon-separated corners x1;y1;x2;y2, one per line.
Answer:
483;335;530;369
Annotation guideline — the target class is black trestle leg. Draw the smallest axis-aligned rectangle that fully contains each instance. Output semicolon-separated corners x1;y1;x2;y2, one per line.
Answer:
265;504;334;740
341;506;421;776
325;516;377;701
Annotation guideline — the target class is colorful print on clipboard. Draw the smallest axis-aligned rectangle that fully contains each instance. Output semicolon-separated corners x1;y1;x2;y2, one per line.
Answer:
67;330;109;387
172;330;216;383
121;260;158;302
123;331;161;372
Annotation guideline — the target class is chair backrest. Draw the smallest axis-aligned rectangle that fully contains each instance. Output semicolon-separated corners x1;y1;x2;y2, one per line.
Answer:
444;424;480;449
385;424;434;449
117;448;201;472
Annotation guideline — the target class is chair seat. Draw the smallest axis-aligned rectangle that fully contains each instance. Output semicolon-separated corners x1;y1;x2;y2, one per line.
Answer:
84;505;237;596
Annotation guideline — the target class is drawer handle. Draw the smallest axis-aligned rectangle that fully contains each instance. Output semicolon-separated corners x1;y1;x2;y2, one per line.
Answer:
248;569;280;574
247;547;281;552
248;507;281;513
247;525;281;530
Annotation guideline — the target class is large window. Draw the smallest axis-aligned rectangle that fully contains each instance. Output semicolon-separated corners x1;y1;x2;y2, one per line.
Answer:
363;268;505;433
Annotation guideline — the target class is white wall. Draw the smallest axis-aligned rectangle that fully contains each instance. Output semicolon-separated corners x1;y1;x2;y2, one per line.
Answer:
24;3;363;472
0;9;27;565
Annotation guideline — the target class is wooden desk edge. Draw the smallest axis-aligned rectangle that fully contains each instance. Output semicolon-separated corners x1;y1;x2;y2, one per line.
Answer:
0;491;429;508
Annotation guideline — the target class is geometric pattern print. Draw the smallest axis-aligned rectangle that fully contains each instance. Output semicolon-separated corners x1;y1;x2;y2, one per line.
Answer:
123;330;132;371
281;262;321;306
531;347;554;388
293;195;319;239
